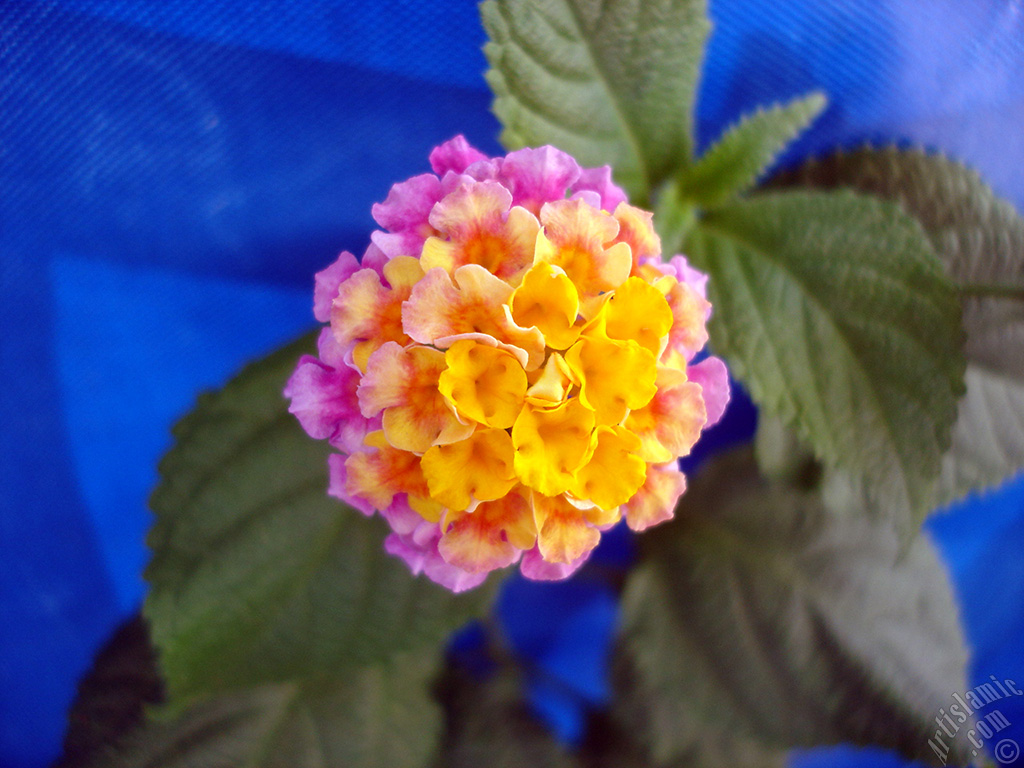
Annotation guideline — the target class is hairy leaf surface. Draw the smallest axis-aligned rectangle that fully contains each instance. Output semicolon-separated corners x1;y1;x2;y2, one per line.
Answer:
677;92;826;207
615;451;971;767
773;147;1024;504
99;656;441;768
146;334;494;699
482;0;709;201
685;190;964;533
436;667;578;768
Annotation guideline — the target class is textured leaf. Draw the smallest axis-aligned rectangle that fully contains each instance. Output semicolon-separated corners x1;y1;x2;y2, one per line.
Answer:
772;146;1024;504
99;655;442;768
57;616;164;768
482;0;709;201
609;652;788;768
436;666;578;768
753;412;822;489
684;190;964;534
146;333;495;699
677;92;826;207
614;450;971;767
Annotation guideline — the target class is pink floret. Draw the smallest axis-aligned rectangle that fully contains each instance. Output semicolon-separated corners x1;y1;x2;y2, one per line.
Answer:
370;174;445;259
327;453;374;516
285;329;377;453
285;359;362;451
570;165;628;213
360;242;389;276
519;546;589;581
492;145;582;214
313;252;360;323
385;522;488;593
429;135;489;176
687;356;730;428
661;254;710;299
378;496;424;536
371;173;443;232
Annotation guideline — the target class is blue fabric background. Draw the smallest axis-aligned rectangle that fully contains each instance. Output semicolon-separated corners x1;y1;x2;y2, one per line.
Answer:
1;1;1022;766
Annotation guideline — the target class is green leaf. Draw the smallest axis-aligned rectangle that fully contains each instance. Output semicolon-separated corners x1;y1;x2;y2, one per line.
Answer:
436;666;578;768
145;333;496;700
481;0;709;202
771;146;1024;505
97;655;442;768
609;647;788;768
677;92;826;208
684;190;965;534
57;616;164;768
613;450;971;767
753;411;821;489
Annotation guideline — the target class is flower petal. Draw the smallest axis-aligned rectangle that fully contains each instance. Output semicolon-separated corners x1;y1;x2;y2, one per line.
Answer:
429;135;489;176
519;545;589;581
358;342;472;453
438;340;527;429
536;198;631;296
421;428;517;512
525;352;574;409
328;453;374;516
688;355;731;428
332;256;424;371
423;181;539;284
403;265;545;369
570;165;628;213
626;367;707;462
438;491;534;573
286;349;371;453
647;253;709;298
601;275;674;356
512;399;594;495
371;172;443;247
344;431;440;521
385;522;488;593
612;203;661;272
655;273;712;363
510;262;581;350
379;496;426;535
532;492;600;564
622;463;687;531
571;425;646;510
314;251;360;323
360;242;389;275
565;336;657;426
494;145;581;215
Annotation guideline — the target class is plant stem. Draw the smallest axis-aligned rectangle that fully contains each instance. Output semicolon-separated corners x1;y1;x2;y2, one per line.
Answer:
654;180;698;256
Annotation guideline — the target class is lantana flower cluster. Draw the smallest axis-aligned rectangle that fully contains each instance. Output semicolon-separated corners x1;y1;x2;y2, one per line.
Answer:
286;136;729;591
